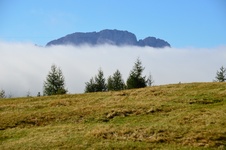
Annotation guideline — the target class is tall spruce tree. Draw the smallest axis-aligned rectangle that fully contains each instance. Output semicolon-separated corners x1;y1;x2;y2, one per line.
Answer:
215;66;226;82
43;65;67;96
126;58;147;89
107;70;125;91
95;69;107;92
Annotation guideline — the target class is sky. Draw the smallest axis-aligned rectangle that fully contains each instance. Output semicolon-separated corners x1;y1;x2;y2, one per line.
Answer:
0;1;226;97
0;0;226;48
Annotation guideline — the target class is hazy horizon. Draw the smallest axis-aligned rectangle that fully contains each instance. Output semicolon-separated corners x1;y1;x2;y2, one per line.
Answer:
0;41;225;97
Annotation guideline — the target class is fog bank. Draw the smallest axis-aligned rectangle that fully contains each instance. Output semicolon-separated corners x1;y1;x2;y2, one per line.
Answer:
0;42;225;97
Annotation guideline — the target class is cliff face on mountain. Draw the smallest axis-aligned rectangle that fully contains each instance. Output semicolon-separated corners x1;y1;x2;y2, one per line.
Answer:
46;29;170;48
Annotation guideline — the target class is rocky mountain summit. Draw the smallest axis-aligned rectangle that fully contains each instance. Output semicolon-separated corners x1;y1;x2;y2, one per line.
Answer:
46;29;170;48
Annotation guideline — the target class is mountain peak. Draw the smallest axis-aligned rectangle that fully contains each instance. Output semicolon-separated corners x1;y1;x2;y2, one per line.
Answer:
46;29;170;48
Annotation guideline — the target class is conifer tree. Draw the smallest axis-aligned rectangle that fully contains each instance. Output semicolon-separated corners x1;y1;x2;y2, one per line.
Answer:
43;65;67;96
215;66;226;82
126;58;147;89
147;72;154;86
107;70;125;91
85;69;106;92
0;89;6;99
85;77;97;93
95;69;107;92
107;76;114;91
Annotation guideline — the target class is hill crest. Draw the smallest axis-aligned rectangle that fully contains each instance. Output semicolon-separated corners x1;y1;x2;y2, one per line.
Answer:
0;82;225;149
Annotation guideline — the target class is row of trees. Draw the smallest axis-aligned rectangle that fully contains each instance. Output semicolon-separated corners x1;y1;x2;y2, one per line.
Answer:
43;58;154;95
40;64;226;96
1;60;225;98
41;63;225;96
84;58;153;93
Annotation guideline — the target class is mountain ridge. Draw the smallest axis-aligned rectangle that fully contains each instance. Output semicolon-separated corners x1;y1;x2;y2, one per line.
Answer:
46;29;171;48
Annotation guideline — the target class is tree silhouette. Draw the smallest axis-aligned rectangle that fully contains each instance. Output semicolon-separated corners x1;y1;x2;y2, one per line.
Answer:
107;70;125;91
85;69;106;92
215;66;226;82
43;65;67;96
126;58;147;89
0;90;6;99
147;72;154;86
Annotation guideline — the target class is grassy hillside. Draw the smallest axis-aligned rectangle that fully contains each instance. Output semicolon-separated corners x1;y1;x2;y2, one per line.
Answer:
0;82;226;149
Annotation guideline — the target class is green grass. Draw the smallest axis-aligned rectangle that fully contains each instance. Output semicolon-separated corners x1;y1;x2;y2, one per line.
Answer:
0;82;226;149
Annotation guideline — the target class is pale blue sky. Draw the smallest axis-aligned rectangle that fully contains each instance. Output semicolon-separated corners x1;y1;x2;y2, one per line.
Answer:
0;0;226;48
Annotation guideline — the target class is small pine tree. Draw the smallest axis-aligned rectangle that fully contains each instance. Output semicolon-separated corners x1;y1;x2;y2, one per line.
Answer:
126;58;147;89
26;91;31;97
0;90;6;99
85;77;97;93
108;70;125;91
147;73;154;86
215;66;226;82
84;69;107;93
43;65;67;96
37;92;41;97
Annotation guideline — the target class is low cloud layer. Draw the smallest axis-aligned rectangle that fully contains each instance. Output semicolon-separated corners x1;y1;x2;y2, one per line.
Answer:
0;41;225;97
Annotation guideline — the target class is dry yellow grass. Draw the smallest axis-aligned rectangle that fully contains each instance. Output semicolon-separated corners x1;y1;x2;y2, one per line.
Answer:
0;82;226;149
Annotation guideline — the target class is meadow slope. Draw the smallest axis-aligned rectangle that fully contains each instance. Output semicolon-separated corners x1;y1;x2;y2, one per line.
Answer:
0;82;226;149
